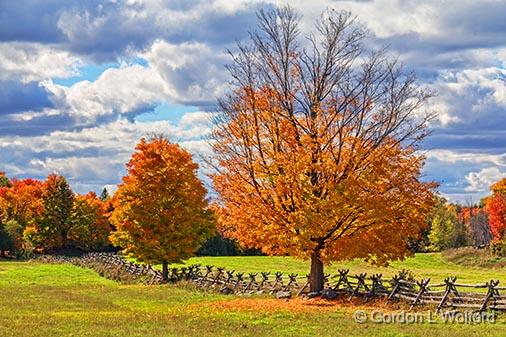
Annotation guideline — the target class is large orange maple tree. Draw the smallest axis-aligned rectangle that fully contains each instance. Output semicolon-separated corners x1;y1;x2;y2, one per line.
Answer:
211;7;436;292
110;136;214;280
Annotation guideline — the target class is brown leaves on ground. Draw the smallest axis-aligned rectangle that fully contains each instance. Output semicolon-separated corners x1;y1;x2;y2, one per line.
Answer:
206;297;410;314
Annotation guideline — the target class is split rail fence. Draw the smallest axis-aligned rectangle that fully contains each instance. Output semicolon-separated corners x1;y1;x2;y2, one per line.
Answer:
36;252;506;312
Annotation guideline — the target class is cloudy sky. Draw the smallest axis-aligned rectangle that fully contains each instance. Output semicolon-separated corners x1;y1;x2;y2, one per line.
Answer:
0;0;505;203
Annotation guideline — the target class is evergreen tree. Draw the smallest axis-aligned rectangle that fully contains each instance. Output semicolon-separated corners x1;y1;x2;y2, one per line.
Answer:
0;222;14;257
0;172;10;188
99;187;110;201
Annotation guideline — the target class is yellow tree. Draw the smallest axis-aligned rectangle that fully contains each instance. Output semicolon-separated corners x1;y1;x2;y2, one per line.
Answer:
69;192;112;251
211;7;436;292
39;174;75;251
110;136;214;281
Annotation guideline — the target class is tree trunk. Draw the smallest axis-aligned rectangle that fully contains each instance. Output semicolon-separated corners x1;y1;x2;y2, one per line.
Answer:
309;251;324;293
162;261;168;282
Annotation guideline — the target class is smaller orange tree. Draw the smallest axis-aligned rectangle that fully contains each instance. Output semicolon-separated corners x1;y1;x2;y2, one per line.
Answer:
110;136;214;280
0;178;44;254
0;178;44;229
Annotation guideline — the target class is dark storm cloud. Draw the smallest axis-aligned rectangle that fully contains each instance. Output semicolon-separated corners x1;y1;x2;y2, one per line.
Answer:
0;113;73;136
425;131;506;153
0;102;159;137
0;0;67;42
440;1;506;36
0;80;54;114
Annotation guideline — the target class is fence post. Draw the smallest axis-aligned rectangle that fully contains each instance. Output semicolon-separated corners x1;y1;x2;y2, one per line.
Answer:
258;272;270;290
369;273;384;299
283;274;298;292
387;273;405;301
351;273;369;299
437;277;459;313
169;267;179;282
180;267;188;281
244;273;258;292
410;278;430;310
269;272;283;293
207;267;224;289
297;274;310;297
233;272;244;291
219;270;235;294
333;269;353;292
480;280;500;312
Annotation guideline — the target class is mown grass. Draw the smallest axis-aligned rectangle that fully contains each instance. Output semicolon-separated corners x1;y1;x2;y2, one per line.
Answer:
170;253;506;284
2;258;506;336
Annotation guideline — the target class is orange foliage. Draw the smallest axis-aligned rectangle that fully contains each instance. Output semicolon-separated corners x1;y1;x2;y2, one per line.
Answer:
0;173;113;253
487;178;506;241
459;207;473;224
212;87;436;267
0;178;44;226
110;136;214;265
492;178;506;194
206;297;407;314
0;178;44;251
208;298;338;314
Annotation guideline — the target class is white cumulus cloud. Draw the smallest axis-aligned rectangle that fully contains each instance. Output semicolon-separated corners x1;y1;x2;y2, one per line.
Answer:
465;167;506;192
0;42;82;82
42;63;171;123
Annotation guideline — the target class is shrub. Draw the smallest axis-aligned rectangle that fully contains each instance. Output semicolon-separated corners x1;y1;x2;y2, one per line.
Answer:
197;234;264;256
490;241;506;257
0;222;14;256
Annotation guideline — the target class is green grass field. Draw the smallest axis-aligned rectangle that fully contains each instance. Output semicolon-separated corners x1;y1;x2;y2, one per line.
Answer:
170;253;506;284
1;254;506;337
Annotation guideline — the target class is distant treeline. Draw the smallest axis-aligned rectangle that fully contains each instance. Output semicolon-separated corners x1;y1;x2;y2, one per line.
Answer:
412;178;506;255
197;235;263;256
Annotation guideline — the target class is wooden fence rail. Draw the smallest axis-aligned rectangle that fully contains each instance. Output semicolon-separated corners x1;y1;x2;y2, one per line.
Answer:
34;253;505;312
